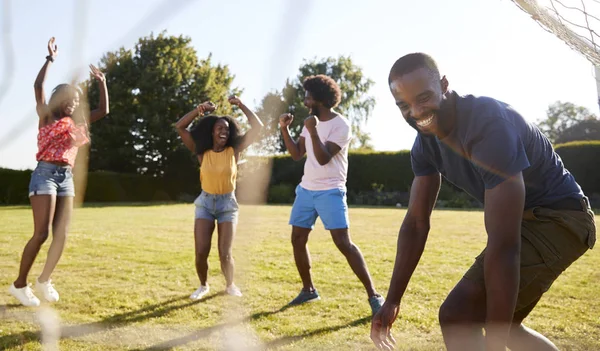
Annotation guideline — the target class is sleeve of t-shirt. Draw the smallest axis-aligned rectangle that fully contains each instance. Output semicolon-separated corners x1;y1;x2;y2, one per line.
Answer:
328;120;352;149
300;126;308;139
468;116;531;189
410;138;438;176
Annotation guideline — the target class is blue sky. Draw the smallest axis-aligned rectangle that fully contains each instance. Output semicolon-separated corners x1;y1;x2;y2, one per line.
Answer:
0;0;598;170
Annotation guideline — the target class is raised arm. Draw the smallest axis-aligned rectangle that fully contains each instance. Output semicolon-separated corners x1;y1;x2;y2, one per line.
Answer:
279;113;306;161
228;95;264;152
34;37;58;122
89;64;110;123
371;172;441;350
303;115;346;166
175;101;216;153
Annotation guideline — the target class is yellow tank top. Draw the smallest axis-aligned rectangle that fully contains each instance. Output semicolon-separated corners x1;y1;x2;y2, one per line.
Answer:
200;146;237;194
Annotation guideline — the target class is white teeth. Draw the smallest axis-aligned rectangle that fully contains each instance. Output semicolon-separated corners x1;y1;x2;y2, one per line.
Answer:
417;115;434;127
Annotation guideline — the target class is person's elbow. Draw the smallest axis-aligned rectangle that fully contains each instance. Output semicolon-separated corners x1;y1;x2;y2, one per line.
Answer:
317;155;331;166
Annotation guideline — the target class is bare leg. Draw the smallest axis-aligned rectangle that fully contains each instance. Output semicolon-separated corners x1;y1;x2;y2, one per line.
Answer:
38;196;73;283
194;219;215;286
508;297;559;351
217;221;236;286
439;277;487;351
330;228;377;297
291;226;314;291
14;195;56;288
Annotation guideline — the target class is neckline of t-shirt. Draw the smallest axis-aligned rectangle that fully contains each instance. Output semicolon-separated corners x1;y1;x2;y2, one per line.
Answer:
316;114;341;123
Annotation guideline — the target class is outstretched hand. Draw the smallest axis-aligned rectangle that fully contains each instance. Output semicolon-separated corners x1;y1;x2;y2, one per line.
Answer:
89;64;105;82
47;37;58;58
370;302;400;350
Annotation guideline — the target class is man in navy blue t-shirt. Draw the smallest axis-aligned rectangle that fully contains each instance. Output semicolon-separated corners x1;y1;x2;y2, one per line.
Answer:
370;53;596;351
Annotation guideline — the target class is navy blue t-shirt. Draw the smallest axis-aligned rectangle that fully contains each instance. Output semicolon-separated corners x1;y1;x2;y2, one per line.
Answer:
411;92;584;208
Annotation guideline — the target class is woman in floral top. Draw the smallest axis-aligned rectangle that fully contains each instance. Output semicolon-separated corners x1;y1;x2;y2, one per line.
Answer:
9;37;110;307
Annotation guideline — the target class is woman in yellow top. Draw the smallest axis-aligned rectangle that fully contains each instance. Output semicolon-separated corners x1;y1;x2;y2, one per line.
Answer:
175;96;263;299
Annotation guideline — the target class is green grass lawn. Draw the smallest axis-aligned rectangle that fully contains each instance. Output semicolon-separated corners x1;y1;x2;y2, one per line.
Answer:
0;204;599;350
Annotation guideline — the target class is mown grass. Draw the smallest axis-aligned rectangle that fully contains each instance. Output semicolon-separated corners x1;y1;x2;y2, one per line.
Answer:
1;204;598;350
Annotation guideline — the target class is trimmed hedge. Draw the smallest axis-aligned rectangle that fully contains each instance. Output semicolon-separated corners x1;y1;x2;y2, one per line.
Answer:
267;150;414;192
2;143;599;206
0;168;174;205
555;140;600;195
0;168;32;205
84;171;171;202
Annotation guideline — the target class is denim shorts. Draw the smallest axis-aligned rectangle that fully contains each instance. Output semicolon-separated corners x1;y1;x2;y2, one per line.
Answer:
194;191;239;224
28;161;75;197
289;185;349;230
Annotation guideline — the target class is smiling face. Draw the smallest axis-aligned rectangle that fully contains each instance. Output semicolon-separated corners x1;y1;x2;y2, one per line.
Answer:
212;118;230;148
61;93;80;117
303;90;321;117
389;67;453;138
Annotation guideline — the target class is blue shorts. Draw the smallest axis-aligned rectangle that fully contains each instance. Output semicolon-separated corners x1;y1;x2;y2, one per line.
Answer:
194;191;239;224
28;161;75;197
289;185;349;230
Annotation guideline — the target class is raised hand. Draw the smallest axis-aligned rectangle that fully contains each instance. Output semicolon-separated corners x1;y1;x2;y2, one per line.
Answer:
304;115;318;133
279;113;294;128
228;95;242;107
47;37;58;58
89;64;105;82
198;101;217;114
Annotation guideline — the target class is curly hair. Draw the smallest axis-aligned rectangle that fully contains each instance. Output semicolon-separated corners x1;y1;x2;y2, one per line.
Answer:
302;74;342;109
189;115;244;155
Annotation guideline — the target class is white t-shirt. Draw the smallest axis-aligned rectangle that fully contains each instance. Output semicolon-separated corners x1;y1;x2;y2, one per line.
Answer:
299;115;352;191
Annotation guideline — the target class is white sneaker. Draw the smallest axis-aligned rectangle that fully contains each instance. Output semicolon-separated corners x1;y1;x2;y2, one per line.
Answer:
35;279;59;302
9;283;41;307
190;285;210;300
226;284;242;297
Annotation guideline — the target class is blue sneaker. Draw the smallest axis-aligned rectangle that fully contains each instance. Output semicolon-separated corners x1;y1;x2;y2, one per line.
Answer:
288;289;321;305
369;294;385;315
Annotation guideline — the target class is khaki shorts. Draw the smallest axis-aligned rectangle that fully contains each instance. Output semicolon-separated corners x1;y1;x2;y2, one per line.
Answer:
464;197;596;314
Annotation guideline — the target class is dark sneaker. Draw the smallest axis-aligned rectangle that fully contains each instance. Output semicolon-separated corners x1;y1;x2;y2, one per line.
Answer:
288;289;321;305
369;294;385;315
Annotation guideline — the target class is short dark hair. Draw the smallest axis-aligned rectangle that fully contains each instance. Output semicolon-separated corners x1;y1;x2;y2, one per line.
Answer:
302;74;342;109
189;115;243;155
388;53;440;84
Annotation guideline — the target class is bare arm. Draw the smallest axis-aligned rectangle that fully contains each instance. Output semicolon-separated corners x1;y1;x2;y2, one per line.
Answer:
279;113;306;161
89;64;110;123
308;132;340;166
229;96;264;152
175;101;215;153
34;60;51;107
370;173;441;349
483;173;525;350
386;173;441;304
35;37;58;123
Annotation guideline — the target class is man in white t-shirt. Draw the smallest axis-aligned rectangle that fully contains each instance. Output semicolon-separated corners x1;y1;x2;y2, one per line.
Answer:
279;74;385;315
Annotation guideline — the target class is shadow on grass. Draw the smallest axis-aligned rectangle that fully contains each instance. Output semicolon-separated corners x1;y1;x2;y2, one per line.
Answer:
0;293;222;350
138;305;293;350
139;309;370;351
263;316;371;350
81;201;183;208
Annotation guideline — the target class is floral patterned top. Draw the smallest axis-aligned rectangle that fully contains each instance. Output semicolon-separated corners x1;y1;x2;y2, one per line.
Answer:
36;117;90;167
